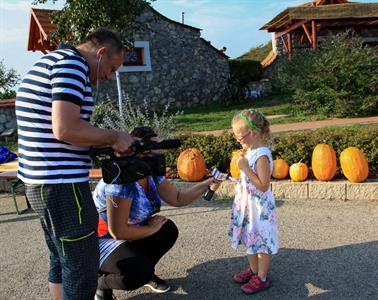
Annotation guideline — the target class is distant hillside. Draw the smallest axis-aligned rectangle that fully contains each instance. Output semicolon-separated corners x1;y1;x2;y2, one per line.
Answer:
238;40;272;62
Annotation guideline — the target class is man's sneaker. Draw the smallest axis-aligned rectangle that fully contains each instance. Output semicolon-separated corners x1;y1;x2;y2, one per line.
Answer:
233;268;256;284
95;288;115;300
144;274;171;293
241;276;271;294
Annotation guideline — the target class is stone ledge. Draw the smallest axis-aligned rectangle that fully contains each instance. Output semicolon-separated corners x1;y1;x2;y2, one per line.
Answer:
0;178;376;202
169;179;378;202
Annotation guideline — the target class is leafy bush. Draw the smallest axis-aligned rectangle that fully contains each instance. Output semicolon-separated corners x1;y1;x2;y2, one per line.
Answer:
165;125;377;178
91;96;180;139
229;59;263;82
271;32;378;117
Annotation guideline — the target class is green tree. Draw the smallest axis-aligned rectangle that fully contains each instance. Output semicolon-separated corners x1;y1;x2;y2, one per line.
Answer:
271;32;378;117
33;0;153;45
0;60;19;99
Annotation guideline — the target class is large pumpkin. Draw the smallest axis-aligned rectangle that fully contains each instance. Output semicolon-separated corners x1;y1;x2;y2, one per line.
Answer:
230;150;243;179
289;162;308;182
312;143;337;181
272;158;289;179
177;148;206;182
340;147;369;183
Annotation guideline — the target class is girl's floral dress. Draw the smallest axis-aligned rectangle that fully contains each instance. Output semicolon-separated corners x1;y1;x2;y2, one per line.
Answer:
229;146;279;255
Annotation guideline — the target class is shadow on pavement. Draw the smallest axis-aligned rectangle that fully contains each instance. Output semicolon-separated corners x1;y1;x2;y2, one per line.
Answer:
124;241;378;299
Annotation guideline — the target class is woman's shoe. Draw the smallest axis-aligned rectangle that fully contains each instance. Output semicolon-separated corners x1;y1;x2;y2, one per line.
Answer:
144;274;170;293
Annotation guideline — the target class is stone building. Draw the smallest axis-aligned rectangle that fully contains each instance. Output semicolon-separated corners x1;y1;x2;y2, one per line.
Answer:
27;6;230;110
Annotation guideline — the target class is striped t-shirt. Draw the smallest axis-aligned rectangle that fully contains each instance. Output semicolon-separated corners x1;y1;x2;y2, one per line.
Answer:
15;44;93;184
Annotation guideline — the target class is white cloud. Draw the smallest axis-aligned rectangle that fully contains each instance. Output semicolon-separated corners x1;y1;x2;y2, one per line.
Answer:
0;0;30;12
0;27;28;44
171;0;211;8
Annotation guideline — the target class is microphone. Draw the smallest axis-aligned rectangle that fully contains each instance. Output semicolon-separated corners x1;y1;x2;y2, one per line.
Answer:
203;157;230;201
89;139;181;157
132;139;181;153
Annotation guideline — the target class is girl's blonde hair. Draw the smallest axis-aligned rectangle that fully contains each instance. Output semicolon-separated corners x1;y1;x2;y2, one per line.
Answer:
232;109;271;142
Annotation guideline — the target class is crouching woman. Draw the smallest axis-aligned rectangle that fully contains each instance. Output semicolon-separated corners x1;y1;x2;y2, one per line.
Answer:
93;129;220;300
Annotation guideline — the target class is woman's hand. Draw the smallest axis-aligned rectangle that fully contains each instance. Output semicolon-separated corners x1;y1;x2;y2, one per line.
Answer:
146;215;168;235
203;177;221;191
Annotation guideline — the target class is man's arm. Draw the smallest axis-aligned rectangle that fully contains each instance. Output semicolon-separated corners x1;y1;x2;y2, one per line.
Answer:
52;101;134;152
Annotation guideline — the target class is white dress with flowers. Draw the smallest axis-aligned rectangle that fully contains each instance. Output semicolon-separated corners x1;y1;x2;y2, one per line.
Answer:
229;146;279;255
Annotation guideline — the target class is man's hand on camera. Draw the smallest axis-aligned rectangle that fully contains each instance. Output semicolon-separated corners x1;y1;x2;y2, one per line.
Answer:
146;215;168;234
112;131;139;157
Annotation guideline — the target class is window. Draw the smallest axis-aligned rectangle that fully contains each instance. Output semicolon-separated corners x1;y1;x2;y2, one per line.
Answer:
124;48;144;66
119;41;152;72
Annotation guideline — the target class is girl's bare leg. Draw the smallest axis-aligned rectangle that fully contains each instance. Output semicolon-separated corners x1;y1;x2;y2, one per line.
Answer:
257;254;271;279
247;254;258;273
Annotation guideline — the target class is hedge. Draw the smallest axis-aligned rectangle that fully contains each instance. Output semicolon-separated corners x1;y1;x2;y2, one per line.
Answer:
165;124;377;178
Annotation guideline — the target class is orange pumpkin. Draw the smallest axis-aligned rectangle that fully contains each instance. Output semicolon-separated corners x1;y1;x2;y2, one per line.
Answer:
340;147;369;183
177;148;206;182
230;150;243;179
289;162;308;182
272;158;289;179
312;143;337;181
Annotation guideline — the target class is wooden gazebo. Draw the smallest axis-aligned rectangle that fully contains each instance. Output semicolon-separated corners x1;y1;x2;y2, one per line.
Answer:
260;0;378;60
27;8;57;53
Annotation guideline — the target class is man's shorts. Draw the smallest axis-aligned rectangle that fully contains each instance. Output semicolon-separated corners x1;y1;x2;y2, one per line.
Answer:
25;182;99;299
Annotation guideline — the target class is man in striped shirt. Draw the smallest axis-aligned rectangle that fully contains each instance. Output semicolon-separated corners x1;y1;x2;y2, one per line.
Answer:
16;28;135;300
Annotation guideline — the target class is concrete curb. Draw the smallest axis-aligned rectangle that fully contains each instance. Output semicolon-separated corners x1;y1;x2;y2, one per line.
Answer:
1;178;376;202
169;179;378;201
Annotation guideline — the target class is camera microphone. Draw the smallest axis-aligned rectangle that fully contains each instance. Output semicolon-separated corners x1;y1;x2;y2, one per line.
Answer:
203;157;230;201
133;139;181;153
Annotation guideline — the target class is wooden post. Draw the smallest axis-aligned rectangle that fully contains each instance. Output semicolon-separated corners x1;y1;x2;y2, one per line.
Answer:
312;20;317;48
287;32;293;60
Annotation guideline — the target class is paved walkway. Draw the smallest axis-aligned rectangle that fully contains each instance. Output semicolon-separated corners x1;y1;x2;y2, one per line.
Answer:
196;116;378;136
1;195;378;299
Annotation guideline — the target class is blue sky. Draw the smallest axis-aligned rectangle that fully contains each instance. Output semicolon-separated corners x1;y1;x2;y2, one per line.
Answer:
1;0;377;82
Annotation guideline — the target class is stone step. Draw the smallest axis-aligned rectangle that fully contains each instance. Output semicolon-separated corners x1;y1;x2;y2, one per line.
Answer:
169;179;378;202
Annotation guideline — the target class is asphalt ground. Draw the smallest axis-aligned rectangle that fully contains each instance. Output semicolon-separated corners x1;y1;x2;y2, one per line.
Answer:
1;193;377;300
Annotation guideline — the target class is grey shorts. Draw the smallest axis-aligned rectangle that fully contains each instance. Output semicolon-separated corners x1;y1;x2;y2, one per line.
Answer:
26;182;99;300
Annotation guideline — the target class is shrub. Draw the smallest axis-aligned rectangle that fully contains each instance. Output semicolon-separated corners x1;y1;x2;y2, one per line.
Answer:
271;32;378;117
165;125;377;178
91;96;179;139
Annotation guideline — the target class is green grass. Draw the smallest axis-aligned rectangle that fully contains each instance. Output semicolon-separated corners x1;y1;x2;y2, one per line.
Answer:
174;95;293;132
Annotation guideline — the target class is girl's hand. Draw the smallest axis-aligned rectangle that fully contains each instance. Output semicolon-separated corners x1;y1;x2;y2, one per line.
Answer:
237;154;250;173
146;215;168;234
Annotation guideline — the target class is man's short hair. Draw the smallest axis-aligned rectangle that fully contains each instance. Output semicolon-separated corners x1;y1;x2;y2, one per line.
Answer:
82;28;124;55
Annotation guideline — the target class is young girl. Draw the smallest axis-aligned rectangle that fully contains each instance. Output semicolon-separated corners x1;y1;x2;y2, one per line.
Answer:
229;109;279;294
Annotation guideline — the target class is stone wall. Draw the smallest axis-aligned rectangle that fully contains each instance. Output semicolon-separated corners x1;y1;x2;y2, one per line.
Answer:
170;179;378;201
0;100;16;131
98;9;230;110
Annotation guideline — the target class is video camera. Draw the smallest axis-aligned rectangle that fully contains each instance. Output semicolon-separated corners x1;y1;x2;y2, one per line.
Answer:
89;127;181;184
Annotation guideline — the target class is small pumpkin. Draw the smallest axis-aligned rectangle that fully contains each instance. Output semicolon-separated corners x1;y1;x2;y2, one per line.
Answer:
312;143;337;181
340;147;369;183
272;158;289;179
230;149;243;179
177;148;206;182
289;162;308;182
